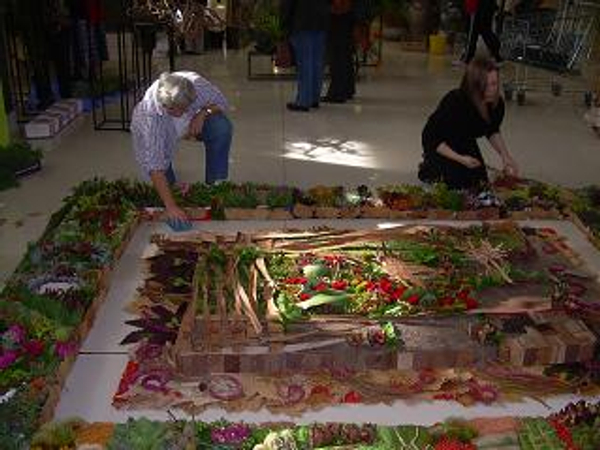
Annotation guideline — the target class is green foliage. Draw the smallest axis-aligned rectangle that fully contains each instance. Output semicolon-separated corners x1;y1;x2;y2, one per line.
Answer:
219;182;261;208
253;0;285;42
31;417;85;449
186;182;215;207
427;183;465;211
386;239;442;266
0;141;42;172
376;425;431;449
0;166;18;190
267;253;296;281
571;418;600;450
0;386;44;449
266;186;294;209
107;418;172;450
518;418;564;450
7;286;82;328
276;292;305;323
0;141;42;191
429;419;478;446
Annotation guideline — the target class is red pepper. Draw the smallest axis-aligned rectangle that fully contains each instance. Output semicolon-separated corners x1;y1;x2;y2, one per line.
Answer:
342;390;362;403
314;282;328;292
406;294;420;305
365;281;377;291
331;280;348;290
465;297;479;310
391;286;406;300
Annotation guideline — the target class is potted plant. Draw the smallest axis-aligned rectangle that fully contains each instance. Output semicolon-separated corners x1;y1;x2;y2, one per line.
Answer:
252;0;285;55
307;185;345;218
222;183;268;220
266;186;294;220
0;142;42;191
381;0;410;40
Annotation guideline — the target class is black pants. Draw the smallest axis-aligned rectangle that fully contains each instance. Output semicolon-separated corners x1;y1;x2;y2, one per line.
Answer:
419;139;489;190
464;9;502;62
326;12;355;101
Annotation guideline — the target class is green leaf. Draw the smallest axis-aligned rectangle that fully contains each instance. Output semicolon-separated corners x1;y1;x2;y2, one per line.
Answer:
296;292;350;310
302;263;329;280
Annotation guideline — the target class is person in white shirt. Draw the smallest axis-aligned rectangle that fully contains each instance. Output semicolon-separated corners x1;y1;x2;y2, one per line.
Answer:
131;71;232;227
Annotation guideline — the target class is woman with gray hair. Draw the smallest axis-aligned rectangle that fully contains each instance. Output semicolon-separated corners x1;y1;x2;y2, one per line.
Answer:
131;71;232;230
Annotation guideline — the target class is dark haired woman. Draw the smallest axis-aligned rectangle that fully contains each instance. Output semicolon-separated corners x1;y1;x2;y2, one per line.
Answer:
418;57;518;190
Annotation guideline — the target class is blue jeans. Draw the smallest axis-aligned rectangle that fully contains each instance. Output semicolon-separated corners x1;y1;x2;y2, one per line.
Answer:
290;30;326;108
163;113;233;185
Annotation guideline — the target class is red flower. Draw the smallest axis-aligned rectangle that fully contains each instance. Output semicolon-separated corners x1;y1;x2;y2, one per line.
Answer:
406;294;420;305
331;280;348;291
465;297;479;310
435;438;476;450
115;361;140;396
23;340;44;357
457;289;470;300
285;277;308;285
342;390;362;403
365;281;377;291
299;293;311;301
314;282;328;292
378;278;392;293
391;286;406;300
439;296;455;306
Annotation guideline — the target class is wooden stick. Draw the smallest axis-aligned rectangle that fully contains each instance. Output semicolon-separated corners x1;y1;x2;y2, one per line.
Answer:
236;283;263;335
249;265;258;308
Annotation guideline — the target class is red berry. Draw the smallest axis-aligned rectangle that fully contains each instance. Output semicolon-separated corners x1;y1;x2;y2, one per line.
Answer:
406;294;420;305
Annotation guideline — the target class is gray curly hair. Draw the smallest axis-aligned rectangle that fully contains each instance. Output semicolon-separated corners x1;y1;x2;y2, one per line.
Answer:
156;72;196;109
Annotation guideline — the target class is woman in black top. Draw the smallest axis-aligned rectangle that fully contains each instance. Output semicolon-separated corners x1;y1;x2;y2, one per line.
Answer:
419;57;518;190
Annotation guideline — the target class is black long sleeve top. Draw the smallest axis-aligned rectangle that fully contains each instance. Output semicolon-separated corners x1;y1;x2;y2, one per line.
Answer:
420;88;505;189
422;88;504;159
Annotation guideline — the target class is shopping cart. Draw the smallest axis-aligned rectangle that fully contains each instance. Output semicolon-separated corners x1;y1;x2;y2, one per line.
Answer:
500;0;598;105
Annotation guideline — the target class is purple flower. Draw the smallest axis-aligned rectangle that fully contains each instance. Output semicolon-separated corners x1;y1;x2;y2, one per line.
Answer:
0;351;19;370
5;325;26;345
211;424;252;444
55;341;77;359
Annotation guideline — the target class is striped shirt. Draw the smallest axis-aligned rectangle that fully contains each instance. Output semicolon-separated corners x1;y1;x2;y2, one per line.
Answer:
131;71;228;176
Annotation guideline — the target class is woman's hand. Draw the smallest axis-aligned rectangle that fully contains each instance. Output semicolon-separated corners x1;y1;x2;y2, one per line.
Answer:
459;155;482;169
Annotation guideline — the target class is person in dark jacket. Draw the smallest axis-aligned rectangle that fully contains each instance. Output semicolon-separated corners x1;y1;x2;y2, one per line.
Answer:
322;0;356;103
419;57;518;190
464;0;502;63
281;0;330;112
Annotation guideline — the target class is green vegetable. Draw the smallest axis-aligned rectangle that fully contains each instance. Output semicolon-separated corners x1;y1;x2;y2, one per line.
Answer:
296;291;350;311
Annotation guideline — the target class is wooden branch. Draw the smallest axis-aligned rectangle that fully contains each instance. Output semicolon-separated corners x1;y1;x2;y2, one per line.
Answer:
255;257;280;320
249;265;258;308
236;283;263;335
215;267;227;325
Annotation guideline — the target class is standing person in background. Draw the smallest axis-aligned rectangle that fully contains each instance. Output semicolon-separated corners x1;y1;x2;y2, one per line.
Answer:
419;57;518;190
322;0;356;103
464;0;503;63
281;0;330;112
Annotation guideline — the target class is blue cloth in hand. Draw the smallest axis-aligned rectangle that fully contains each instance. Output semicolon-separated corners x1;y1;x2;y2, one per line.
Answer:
166;217;193;232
